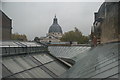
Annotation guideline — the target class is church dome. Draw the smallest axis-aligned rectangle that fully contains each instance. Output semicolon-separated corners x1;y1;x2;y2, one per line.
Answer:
49;15;62;33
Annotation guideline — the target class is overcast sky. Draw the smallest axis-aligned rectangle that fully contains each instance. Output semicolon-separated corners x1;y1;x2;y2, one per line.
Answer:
2;2;103;40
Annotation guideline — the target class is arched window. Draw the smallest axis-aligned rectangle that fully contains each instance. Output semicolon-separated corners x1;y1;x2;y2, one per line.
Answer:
49;36;52;39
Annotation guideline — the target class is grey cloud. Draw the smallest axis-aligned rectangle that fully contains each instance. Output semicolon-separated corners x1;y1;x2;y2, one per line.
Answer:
2;2;103;40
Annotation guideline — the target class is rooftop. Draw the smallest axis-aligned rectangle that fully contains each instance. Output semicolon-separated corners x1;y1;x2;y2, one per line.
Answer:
1;41;119;79
1;41;70;78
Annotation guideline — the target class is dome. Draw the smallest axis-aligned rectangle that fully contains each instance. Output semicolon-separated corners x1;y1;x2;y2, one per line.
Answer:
49;15;62;33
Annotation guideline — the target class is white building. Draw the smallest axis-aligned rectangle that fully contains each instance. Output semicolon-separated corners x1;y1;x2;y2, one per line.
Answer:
40;15;63;43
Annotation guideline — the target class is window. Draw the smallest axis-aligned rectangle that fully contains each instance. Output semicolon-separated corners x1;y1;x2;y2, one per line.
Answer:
14;67;52;78
3;58;24;73
44;61;67;76
49;37;52;39
33;54;54;64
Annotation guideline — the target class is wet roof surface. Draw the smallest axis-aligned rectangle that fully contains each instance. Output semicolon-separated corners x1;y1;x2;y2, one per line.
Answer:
48;46;91;59
1;41;69;78
1;41;119;79
60;42;120;78
2;53;69;78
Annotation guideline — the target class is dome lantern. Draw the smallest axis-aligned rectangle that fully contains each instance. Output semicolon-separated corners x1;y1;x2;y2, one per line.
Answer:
48;15;63;33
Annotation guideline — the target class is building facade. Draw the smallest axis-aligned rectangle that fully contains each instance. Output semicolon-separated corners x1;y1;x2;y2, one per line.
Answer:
0;10;12;41
91;2;120;45
40;15;63;43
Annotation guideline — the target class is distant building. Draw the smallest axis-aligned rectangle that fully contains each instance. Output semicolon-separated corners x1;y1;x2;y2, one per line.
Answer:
40;15;63;43
0;10;12;41
91;2;120;45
